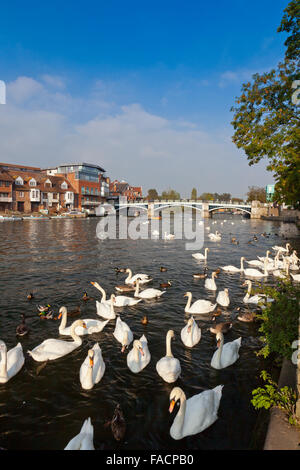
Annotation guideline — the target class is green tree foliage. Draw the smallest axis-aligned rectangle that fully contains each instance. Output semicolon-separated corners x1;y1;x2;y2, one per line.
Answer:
246;186;267;203
255;280;300;360
191;188;197;200
251;371;297;425
147;188;159;200
161;188;181;200
198;192;214;200
231;1;300;207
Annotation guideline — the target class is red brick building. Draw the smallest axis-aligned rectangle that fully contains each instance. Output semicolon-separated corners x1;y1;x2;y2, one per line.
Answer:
109;180;142;201
0;163;77;213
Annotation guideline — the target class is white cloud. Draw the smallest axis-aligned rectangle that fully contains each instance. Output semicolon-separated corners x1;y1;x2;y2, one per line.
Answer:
0;75;270;197
41;74;66;89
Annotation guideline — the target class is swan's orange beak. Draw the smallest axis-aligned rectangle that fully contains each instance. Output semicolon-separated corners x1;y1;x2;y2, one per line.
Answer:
89;357;94;367
187;325;191;333
121;345;126;353
169;399;176;413
82;322;87;329
58;313;62;319
90;282;95;286
217;339;221;348
139;347;144;356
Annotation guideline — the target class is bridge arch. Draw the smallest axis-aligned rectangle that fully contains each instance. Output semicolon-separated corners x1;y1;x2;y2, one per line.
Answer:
208;206;251;215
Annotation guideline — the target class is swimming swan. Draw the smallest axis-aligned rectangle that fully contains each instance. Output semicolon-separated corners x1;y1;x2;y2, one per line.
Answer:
192;248;209;261
58;307;109;335
216;288;230;307
113;317;133;352
91;282;142;306
169;385;223;440
127;335;151;373
180;317;201;348
134;278;165;299
124;268;152;285
184;292;216;314
204;271;218;291
210;332;241;369
79;343;105;390
0;340;25;383
96;295;117;319
221;257;244;273
64;417;95;450
156;330;181;383
27;320;87;362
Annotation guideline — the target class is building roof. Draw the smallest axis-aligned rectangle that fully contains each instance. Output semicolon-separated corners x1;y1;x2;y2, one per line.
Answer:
1;167;76;193
43;162;106;173
0;162;41;172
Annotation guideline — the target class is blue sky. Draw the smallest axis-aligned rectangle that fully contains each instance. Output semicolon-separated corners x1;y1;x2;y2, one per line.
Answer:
0;0;289;197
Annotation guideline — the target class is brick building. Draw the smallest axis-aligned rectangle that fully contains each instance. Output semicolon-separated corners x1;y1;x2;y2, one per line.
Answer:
109;180;142;201
44;163;110;212
0;163;77;213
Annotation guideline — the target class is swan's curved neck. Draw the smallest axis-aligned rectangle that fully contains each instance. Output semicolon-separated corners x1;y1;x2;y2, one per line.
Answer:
173;391;186;437
185;293;192;310
134;282;140;296
166;334;173;357
240;257;244;270
134;344;141;363
125;270;132;283
70;322;82;343
85;362;94;389
95;284;106;301
215;337;224;366
0;346;8;379
60;311;68;330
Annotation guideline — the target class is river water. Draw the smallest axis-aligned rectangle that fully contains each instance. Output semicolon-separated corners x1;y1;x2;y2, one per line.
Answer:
0;214;299;450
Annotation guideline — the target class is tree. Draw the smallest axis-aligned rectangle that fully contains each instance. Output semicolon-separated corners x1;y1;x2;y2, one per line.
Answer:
147;188;159;200
246;186;267;203
191;188;197;200
161;188;181;200
231;1;300;208
198;192;214;201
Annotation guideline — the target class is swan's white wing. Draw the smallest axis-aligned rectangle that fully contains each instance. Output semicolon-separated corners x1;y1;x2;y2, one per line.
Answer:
7;343;25;379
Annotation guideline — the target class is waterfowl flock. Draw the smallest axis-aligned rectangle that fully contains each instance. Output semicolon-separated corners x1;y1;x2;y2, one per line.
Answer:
1;219;299;451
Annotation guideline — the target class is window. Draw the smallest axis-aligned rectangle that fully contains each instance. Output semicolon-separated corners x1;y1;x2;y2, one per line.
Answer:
29;178;37;186
15;176;23;185
45;179;52;187
61;181;68;189
18;191;24;198
81;187;85;194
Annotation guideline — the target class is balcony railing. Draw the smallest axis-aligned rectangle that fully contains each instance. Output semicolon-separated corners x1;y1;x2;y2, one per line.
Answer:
0;196;12;202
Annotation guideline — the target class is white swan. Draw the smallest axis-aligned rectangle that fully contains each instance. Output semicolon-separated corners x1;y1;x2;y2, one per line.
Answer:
64;417;94;450
216;288;230;307
180;317;201;348
79;343;105;390
0;340;25;383
210;332;241;369
134;278;165;299
163;232;175;240
208;231;221;242
169;385;223;440
272;243;291;253
242;280;273;304
273;259;290;279
91;281;142;306
96;296;116;320
156;330;181;383
113;317;134;352
127;335;151;373
204;271;217;291
58;307;109;335
124;268;152;285
28;320;87;362
221;256;244;273
184;292;216;314
192;248;209;261
241;257;269;278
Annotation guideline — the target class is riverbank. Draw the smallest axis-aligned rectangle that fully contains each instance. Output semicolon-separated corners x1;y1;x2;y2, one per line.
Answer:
264;358;299;450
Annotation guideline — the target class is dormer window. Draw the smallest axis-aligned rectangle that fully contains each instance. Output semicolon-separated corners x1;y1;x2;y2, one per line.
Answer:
61;181;68;189
45;178;52;188
15;176;24;185
29;178;37;187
